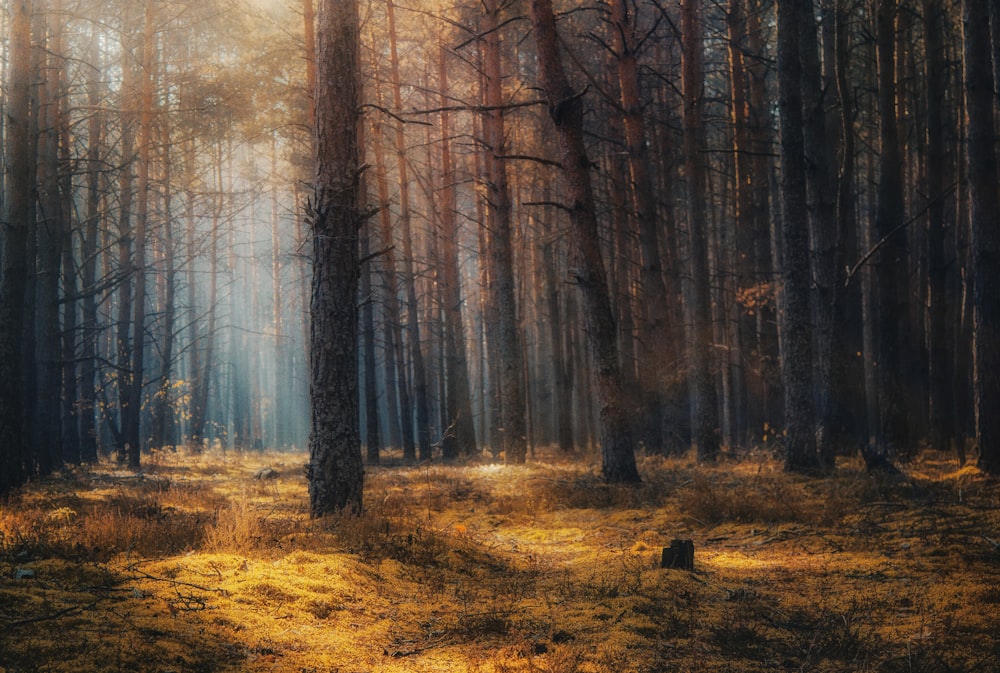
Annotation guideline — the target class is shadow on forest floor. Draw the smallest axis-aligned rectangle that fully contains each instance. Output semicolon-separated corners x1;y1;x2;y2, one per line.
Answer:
1;447;998;672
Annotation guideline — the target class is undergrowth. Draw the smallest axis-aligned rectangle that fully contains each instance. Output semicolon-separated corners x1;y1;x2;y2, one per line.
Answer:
0;447;997;673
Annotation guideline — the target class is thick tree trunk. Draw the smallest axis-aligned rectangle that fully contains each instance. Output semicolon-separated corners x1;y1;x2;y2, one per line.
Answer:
798;0;838;469
114;8;137;460
123;0;155;468
1;0;34;496
35;6;65;475
530;0;639;482
727;0;753;448
872;0;908;465
609;0;672;454
964;0;1000;474
307;0;364;515
776;0;820;472
78;25;103;464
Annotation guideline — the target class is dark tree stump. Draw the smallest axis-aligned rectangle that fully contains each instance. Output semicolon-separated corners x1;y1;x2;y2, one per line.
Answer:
660;539;695;570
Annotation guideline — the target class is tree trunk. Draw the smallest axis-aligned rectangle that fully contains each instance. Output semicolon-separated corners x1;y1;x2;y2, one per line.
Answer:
727;0;753;448
371;85;412;457
151;119;176;452
386;0;431;462
79;23;103;464
541;201;574;453
0;0;34;496
438;47;478;459
361;220;382;465
123;0;156;468
307;0;364;515
35;5;65;475
114;6;137;460
964;0;1000;474
777;0;820;472
609;0;673;454
872;0;907;465
530;0;639;482
681;0;720;461
923;0;953;453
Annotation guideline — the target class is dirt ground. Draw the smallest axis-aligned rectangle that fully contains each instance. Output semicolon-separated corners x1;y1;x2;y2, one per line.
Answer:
1;447;998;672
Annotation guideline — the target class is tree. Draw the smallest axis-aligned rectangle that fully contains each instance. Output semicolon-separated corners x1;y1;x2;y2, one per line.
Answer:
530;0;639;483
964;0;1000;474
437;44;478;459
1;0;34;497
681;0;719;461
481;0;528;464
607;0;674;454
386;0;432;463
306;0;364;515
776;0;819;472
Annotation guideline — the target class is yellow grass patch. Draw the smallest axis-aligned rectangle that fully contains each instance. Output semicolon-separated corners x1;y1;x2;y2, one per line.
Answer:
1;447;998;672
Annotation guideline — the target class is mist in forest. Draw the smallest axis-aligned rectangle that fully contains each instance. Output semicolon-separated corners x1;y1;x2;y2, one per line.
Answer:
1;0;999;496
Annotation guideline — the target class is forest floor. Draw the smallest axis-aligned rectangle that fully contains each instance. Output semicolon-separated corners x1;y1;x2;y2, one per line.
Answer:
1;446;998;673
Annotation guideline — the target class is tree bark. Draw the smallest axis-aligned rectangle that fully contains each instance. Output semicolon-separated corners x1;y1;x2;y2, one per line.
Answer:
79;23;103;464
482;0;528;464
963;0;1000;474
923;0;953;453
530;0;639;482
798;0;839;468
35;5;65;474
438;46;478;459
0;0;34;496
609;0;673;454
681;0;720;461
307;0;364;515
776;0;820;471
872;0;907;465
386;0;432;463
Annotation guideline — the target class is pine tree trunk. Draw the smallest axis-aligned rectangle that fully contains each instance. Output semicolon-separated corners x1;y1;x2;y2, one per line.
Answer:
482;0;528;464
371;94;412;457
777;0;820;472
0;0;34;496
872;0;907;465
964;0;1000;474
609;0;672;454
798;0;838;468
35;6;65;475
923;0;953;453
123;0;155;468
386;0;431;462
115;8;137;460
530;0;639;482
681;0;720;461
79;24;103;464
438;49;478;459
307;0;364;515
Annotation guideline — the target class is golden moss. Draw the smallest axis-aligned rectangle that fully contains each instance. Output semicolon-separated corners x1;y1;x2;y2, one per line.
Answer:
1;447;998;673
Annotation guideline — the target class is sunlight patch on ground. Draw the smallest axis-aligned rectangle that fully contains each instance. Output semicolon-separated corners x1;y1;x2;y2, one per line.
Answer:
2;446;998;673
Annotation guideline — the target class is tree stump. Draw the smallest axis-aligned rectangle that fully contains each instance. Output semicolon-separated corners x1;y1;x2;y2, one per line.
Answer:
660;539;695;570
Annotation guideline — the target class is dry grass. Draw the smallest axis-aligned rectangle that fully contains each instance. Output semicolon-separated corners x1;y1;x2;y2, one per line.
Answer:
1;447;998;673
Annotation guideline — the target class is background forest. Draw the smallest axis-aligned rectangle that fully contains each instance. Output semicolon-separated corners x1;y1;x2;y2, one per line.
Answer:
2;0;999;498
